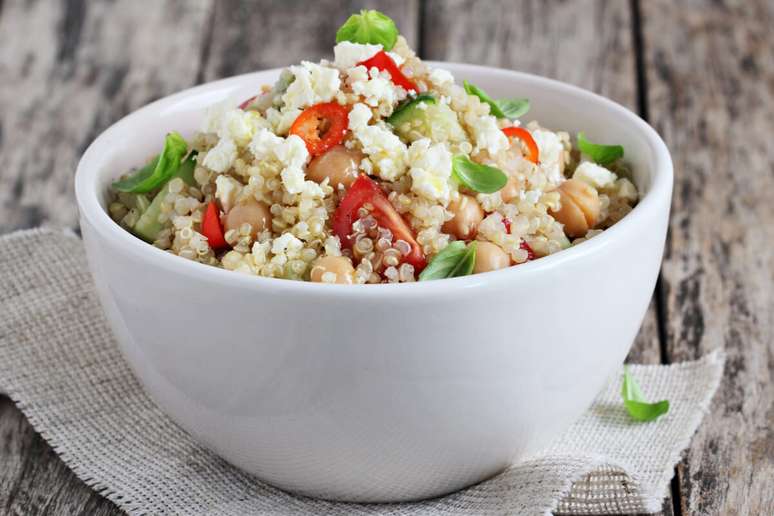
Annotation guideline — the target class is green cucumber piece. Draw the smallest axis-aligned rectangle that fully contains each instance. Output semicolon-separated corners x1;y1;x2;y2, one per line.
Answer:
388;95;466;144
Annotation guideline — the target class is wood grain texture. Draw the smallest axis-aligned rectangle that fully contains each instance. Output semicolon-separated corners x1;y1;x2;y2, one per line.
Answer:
641;0;774;514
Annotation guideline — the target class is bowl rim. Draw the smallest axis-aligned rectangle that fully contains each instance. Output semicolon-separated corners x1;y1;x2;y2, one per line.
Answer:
75;61;673;298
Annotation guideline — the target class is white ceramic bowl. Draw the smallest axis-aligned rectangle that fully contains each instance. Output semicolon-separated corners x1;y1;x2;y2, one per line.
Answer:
75;63;672;503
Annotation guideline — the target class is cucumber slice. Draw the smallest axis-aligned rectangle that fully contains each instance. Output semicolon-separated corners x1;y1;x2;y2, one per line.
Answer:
132;152;198;242
387;95;466;144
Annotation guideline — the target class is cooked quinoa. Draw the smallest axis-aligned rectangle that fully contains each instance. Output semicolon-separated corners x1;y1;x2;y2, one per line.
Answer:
108;11;638;284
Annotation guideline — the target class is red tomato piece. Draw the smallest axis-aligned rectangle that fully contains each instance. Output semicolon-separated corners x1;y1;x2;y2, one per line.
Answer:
289;102;349;156
357;51;418;93
502;217;511;234
202;201;228;251
502;127;540;164
333;175;426;271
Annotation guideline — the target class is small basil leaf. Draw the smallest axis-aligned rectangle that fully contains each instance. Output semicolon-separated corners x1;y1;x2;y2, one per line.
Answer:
621;366;670;422
335;10;398;51
112;132;189;193
452;155;508;194
577;132;624;166
419;241;477;281
464;81;505;118
495;98;530;119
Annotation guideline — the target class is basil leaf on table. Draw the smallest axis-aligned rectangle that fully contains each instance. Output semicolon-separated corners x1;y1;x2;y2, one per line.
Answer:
463;81;529;120
622;366;670;422
335;10;399;51
419;241;477;281
452;155;508;194
112;132;189;193
577;132;624;166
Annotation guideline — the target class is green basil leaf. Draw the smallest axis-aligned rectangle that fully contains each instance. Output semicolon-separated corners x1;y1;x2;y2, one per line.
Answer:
419;241;477;281
577;132;624;166
495;98;530;119
112;132;189;193
463;81;505;118
452;155;508;194
335;10;398;51
622;366;670;422
464;81;529;120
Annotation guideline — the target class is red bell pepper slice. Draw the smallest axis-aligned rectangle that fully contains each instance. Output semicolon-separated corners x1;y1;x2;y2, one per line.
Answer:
202;201;228;251
357;51;417;93
289;102;349;156
333;175;426;271
502;127;540;164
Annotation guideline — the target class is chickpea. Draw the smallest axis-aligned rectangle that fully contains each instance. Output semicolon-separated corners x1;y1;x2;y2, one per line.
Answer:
473;242;511;274
310;256;355;284
306;145;363;189
549;179;601;238
442;195;484;240
224;198;272;239
500;176;520;203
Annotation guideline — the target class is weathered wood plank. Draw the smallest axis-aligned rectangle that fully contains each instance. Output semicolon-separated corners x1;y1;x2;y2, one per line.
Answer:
199;0;419;81
0;0;213;234
0;0;213;514
641;0;774;514
423;2;671;514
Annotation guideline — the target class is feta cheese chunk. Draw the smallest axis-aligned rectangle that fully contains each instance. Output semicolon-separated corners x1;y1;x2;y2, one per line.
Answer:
428;67;455;89
470;115;509;156
202;137;237;173
333;41;382;69
282;61;341;111
348;66;398;107
248;130;310;195
348;103;408;181
214;174;242;212
573;161;618;189
408;138;453;205
532;129;565;184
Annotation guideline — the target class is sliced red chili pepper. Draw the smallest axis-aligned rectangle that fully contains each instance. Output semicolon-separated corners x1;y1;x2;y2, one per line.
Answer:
502;127;540;164
289;102;349;156
333;175;426;271
357;50;417;93
202;201;228;251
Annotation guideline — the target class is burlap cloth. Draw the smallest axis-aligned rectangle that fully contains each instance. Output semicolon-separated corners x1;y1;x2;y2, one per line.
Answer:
0;228;724;515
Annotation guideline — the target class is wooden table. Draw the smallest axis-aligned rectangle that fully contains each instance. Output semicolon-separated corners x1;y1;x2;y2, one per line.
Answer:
0;1;771;514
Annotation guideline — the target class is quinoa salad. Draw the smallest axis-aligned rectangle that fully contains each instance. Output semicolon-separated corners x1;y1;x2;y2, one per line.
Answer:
108;10;639;284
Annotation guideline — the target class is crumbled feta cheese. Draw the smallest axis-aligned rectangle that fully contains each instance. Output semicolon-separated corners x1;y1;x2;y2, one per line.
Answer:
248;130;310;195
573;161;618;189
202;137;237;173
272;232;303;256
265;107;301;135
470;115;509;156
348;103;408;181
407;138;453;205
214;175;242;212
201;105;270;145
282;61;341;111
333;41;382;69
428;68;455;88
614;177;639;202
349;66;398;107
532;129;565;184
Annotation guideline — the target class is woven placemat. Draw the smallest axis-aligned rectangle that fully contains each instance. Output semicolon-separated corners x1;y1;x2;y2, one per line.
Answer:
0;228;724;515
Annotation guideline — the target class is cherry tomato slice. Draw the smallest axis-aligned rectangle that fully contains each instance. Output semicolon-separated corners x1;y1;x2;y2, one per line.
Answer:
333;175;426;271
289;102;349;156
202;201;228;251
502;127;540;164
357;51;418;93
